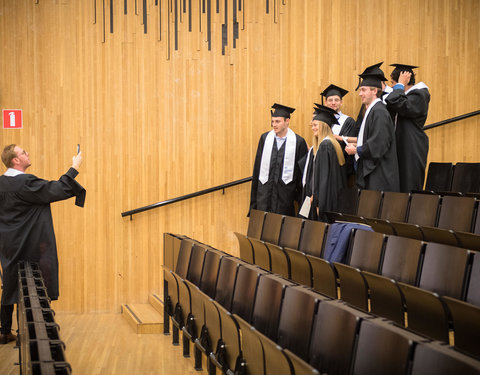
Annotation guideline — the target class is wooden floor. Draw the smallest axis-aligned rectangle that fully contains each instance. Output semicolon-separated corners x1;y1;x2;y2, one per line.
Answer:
0;312;208;375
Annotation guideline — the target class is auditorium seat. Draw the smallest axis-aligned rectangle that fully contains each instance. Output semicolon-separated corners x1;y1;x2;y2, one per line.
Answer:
466;252;480;306
362;271;405;326
251;274;294;341
214;257;244;310
475;207;480;235
234;314;265;375
347;229;386;273
420;226;460;247
356;189;383;218
175;239;195;279
283;349;320;375
171;234;185;272
247;209;266;239
278;216;304;249
308;300;370;374
407;193;441;227
451;162;480;194
186;243;208;285
334;263;369;311
365;217;396;236
398;283;450;341
197;297;221;370
336;187;360;215
455;231;480;251
284;247;312;287
390;221;425;241
424;162;453;192
411;341;480;375
442;296;480;359
306;255;338;299
419;243;471;299
379;191;410;222
380;235;424;285
248;237;271;271
163;233;175;271
297;220;328;258
233;232;254;264
230;264;267;322
437;195;477;232
276;286;328;360
256;332;294;375
351;319;425;375
266;243;291;279
260;212;284;245
199;249;224;298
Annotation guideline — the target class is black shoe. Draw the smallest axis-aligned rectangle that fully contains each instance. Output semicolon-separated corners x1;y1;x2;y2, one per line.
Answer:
0;332;16;344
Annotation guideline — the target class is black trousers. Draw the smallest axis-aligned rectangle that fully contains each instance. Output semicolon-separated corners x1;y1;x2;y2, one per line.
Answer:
0;304;14;334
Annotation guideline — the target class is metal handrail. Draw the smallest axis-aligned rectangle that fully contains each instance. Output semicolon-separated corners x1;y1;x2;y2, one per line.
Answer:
121;109;479;219
121;176;252;219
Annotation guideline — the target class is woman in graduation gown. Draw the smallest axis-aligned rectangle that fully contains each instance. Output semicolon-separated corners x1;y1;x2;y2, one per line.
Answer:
301;105;346;221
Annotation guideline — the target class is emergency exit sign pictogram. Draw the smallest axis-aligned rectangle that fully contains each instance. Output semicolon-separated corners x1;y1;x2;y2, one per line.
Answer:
3;109;23;129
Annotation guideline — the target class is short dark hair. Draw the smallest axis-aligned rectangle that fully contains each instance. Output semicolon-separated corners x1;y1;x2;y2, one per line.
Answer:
375;87;383;98
391;68;416;85
2;144;17;168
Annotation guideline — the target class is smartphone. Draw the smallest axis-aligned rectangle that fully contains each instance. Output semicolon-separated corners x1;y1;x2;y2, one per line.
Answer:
77;144;80;154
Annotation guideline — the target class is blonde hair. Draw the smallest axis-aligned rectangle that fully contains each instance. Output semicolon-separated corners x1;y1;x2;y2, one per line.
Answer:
2;144;17;168
312;121;345;166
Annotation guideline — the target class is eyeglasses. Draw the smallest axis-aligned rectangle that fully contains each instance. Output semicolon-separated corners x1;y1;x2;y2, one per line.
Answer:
17;150;28;157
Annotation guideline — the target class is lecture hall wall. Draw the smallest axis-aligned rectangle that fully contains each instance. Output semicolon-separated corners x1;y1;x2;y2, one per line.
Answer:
0;0;478;313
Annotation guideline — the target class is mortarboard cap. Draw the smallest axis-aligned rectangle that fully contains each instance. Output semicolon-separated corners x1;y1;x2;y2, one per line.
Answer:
356;62;387;90
312;104;339;127
390;63;419;72
271;103;295;118
358;73;384;89
320;84;349;105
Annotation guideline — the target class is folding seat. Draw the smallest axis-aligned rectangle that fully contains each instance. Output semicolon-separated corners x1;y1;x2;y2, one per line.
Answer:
278;216;304;250
230;264;267;323
171;234;186;273
196;297;222;373
419;243;471;299
297;220;328;258
255;332;294;375
389;221;425;241
333;263;369;311
451;162;480;194
213;257;244;311
420;226;461;247
322;223;368;264
380;235;424;285
407;193;441;227
455;231;480;251
379;191;410;222
175;239;195;279
362;271;405;326
234;314;265;375
247;209;266;239
283;349;320;375
248;238;271;271
336;187;360;215
346;229;386;273
475;206;480;234
276;286;328;360
466;251;480;306
442;296;480;359
351;319;425;375
251;274;294;340
185;243;208;286
365;217;396;236
424;162;453;192
308;300;370;375
437;195;477;232
411;341;480;375
356;189;383;218
163;233;175;271
265;243;290;279
285;247;312;287
399;283;450;341
306;255;337;299
233;232;254;264
199;249;224;298
260;212;284;245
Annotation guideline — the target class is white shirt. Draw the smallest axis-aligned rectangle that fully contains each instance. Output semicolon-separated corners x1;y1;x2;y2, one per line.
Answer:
4;168;24;176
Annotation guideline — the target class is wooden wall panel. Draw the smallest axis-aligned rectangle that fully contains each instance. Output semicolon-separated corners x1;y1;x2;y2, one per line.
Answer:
0;0;478;312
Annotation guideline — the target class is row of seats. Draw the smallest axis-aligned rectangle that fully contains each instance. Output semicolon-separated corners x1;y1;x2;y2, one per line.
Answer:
425;162;480;194
162;233;480;375
329;189;480;249
17;261;71;375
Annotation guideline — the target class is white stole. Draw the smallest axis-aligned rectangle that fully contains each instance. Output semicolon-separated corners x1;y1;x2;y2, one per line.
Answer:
405;81;429;94
259;128;297;184
302;147;313;187
356;98;381;161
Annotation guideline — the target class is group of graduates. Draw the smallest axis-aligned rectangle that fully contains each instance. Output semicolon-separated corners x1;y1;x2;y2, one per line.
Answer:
249;62;431;221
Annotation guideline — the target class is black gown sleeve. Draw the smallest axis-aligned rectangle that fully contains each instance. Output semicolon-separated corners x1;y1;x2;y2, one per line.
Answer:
17;168;86;207
359;107;394;161
340;117;358;137
385;88;429;119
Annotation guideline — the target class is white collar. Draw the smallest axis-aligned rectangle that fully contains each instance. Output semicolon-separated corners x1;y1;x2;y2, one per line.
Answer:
405;82;429;94
4;168;25;177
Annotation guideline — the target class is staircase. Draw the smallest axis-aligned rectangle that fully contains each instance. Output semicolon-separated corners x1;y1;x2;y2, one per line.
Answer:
121;294;164;334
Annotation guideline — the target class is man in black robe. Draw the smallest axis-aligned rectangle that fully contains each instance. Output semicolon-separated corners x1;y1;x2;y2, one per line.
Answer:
385;64;430;193
0;144;85;344
345;72;400;192
249;103;308;216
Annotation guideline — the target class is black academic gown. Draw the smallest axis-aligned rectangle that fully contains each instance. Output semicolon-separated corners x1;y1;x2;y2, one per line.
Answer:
298;148;316;220
312;139;347;222
337;115;359;178
385;85;430;193
250;131;308;216
356;101;400;192
0;168;86;305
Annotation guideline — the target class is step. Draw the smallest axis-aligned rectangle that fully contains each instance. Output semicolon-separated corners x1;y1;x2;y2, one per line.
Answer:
148;293;164;315
121;302;164;334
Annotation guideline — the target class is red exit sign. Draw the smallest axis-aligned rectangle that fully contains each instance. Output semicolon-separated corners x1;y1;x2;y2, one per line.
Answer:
3;109;23;129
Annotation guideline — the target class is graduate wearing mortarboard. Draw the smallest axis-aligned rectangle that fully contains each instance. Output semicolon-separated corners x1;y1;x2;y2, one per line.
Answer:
299;105;346;221
385;64;430;193
249;104;308;216
345;71;400;192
